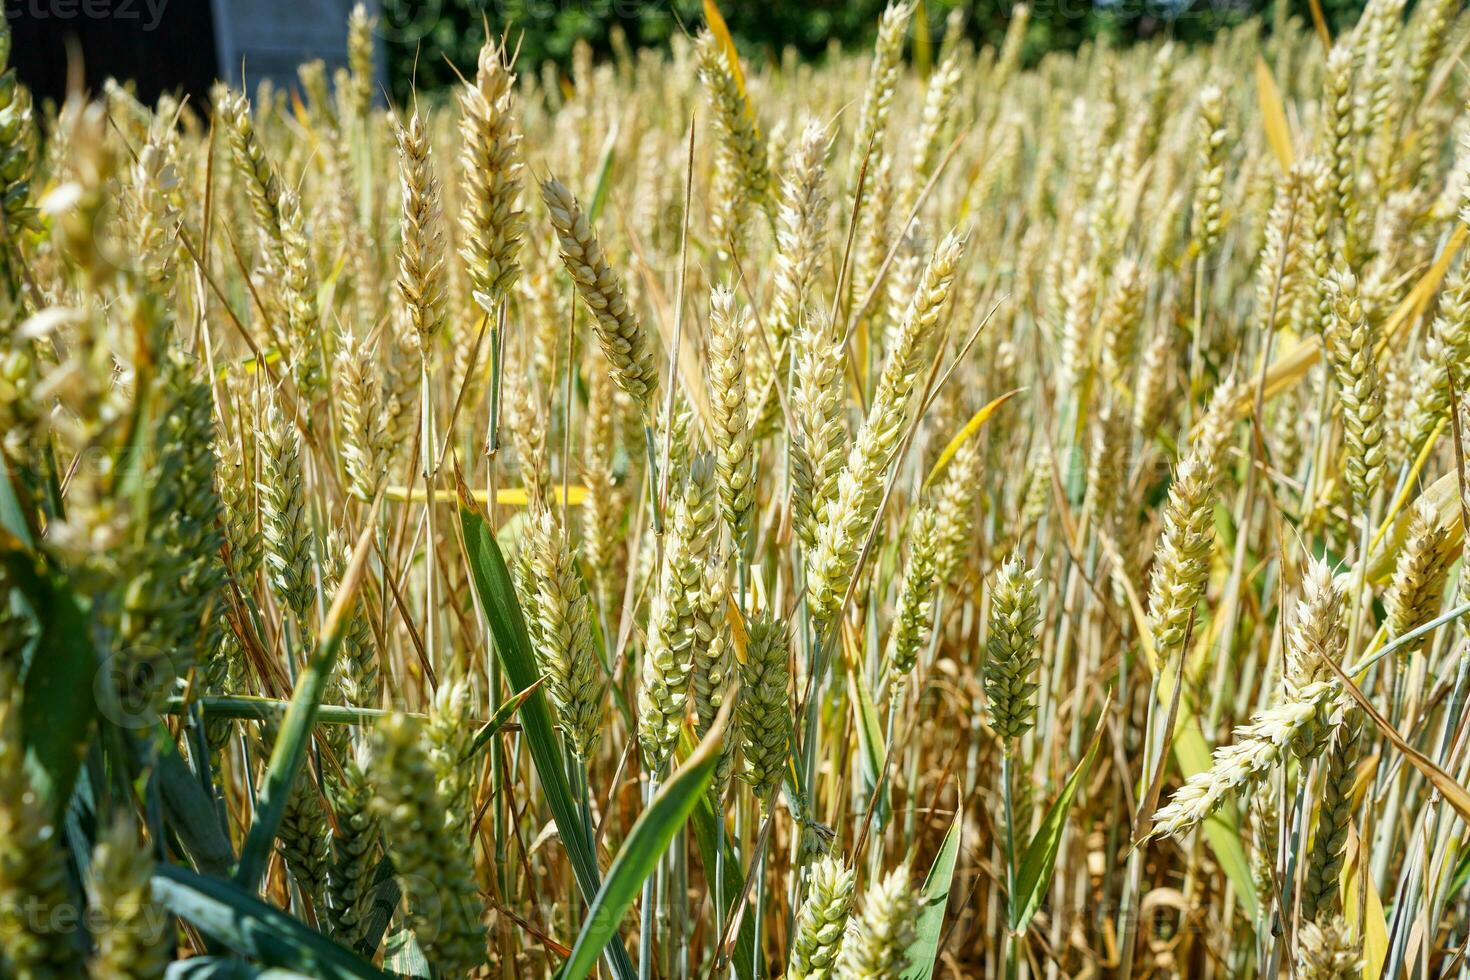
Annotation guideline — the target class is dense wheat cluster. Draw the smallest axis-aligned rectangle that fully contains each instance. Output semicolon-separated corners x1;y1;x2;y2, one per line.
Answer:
5;0;1470;975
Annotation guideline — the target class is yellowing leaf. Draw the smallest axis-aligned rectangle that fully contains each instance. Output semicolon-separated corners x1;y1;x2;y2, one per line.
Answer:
703;0;752;118
726;595;749;664
1246;226;1468;419
1306;0;1332;50
924;389;1022;487
1380;225;1468;347
1325;652;1470;825
1255;56;1294;172
386;484;588;507
1343;824;1388;979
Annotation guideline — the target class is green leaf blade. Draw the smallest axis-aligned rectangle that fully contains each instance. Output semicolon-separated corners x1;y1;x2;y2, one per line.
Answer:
459;506;637;980
559;711;725;980
902;810;963;980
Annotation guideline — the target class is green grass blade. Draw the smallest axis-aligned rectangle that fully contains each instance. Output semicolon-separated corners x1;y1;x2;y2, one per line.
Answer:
849;652;884;791
1;547;99;818
681;731;756;980
164;958;318;978
1011;706;1106;932
902;810;962;980
559;707;726;980
459;505;637;980
382;927;432;978
586;125;618;224
462;677;544;762
153;864;389;979
156;743;235;877
234;521;376;892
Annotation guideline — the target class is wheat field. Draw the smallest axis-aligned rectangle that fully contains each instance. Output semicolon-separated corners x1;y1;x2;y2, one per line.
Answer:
2;0;1470;976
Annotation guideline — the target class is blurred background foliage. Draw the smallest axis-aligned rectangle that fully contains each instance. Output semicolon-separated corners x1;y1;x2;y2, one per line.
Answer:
381;0;1370;102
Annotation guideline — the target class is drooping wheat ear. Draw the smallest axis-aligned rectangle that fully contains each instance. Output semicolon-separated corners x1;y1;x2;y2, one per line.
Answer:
215;88;284;259
1188;84;1227;259
426;672;475;835
787;855;857;980
1190;375;1245;485
327;742;380;954
163;353;228;661
991;3;1031;89
275;765;331;914
1384;499;1453;659
1057;251;1095;394
897;38;963;217
541;176;659;409
1360;0;1407;191
112;351;226;716
505;380;550;506
258;398;315;626
1286;557;1348;697
984;556;1042;744
791;311;847;555
1404;254;1470;449
1020;440;1054;530
737;613;791;809
1404;0;1457;109
763;119;832;432
707;286;754;545
1132;330;1170;437
394;110;448;351
0;23;39;240
85;816;170;980
638;456;719;770
1291;156;1331;339
850;1;914;194
1323;266;1386;507
344;4;375;121
1301;716;1362;923
458;37;525;309
525;506;603;760
881;230;927;355
691;557;736;800
216;422;261;588
695;29;772;254
1149;681;1339;840
835;865;917;980
1087;398;1130;535
1143;456;1216;661
1254;165;1308;335
203;620;245;766
885;506;939;696
807;234;964;633
580;367;626;602
278;189;325;402
1098;258;1145;386
658;394;698;482
1247;781;1280;900
1296;915;1363;980
336;326;387;502
126;135;181;295
851;153;894;316
1320;46;1357;251
370;712;487;977
325;533;378;717
931;439;980;586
